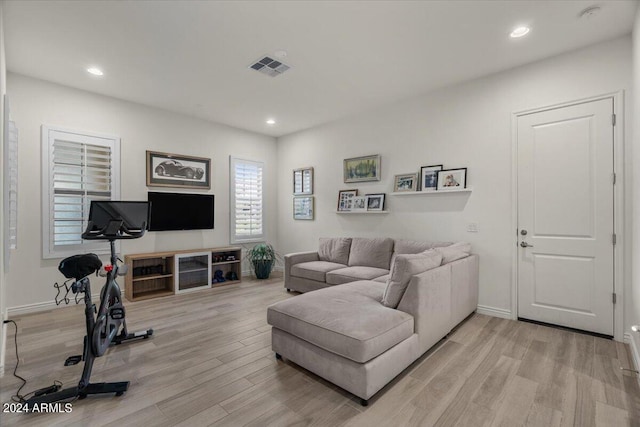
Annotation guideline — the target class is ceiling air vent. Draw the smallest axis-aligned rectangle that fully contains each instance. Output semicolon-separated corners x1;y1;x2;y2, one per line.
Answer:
249;56;291;77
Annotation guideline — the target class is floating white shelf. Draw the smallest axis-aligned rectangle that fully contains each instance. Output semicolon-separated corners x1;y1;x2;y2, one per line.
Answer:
391;187;473;196
335;210;389;214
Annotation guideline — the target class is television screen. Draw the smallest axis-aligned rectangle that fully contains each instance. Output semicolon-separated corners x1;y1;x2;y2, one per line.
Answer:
88;201;150;231
148;192;214;231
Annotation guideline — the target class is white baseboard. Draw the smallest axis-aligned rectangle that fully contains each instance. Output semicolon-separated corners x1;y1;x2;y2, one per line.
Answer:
624;331;640;388
476;304;512;319
7;293;101;317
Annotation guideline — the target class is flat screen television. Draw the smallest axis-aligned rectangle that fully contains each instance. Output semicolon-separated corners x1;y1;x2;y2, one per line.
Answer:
148;192;214;231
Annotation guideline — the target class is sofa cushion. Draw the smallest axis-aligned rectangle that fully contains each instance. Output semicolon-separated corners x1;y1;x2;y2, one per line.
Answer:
326;266;390;285
291;261;347;282
393;239;452;255
340;280;387;301
348;237;394;269
382;250;443;308
373;274;389;283
318;237;352;265
391;239;452;269
434;242;471;265
267;283;413;363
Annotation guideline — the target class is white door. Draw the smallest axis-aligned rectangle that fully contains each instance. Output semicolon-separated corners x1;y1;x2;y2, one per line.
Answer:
517;98;614;336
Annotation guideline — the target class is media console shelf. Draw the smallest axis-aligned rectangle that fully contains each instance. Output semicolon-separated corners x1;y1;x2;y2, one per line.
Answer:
124;246;242;301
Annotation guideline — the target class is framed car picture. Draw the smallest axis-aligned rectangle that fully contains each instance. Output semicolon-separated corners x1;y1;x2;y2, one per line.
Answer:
146;150;211;189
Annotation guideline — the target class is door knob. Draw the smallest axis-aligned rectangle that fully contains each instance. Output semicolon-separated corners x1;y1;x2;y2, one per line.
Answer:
520;241;533;248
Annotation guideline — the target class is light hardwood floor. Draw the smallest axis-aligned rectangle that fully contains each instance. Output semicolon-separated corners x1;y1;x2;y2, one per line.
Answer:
1;276;639;426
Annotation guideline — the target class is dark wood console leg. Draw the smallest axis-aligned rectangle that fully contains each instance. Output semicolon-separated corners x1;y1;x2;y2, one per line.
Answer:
360;398;368;406
275;353;282;360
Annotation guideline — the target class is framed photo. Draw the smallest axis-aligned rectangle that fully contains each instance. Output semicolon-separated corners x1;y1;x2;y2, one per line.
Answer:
344;154;381;183
437;168;467;190
420;164;443;192
293;167;314;195
337;189;358;211
366;193;385;211
351;196;368;212
293;196;314;220
146;150;211;189
394;173;419;192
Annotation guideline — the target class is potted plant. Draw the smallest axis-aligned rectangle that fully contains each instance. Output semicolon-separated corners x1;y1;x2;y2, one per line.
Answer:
245;243;280;279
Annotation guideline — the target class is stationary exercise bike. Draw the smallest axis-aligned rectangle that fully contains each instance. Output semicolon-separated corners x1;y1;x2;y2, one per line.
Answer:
26;201;153;404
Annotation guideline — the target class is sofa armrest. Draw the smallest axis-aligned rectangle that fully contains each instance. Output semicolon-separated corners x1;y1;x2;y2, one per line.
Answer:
448;254;479;330
396;265;452;355
284;251;320;289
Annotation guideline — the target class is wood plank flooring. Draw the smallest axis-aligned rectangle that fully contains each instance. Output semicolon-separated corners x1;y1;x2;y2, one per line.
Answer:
1;276;639;426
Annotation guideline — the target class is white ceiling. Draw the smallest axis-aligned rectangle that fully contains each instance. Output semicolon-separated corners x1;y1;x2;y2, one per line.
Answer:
4;0;637;137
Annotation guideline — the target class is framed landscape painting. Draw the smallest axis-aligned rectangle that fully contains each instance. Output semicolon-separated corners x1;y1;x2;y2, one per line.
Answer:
146;150;211;189
343;155;381;183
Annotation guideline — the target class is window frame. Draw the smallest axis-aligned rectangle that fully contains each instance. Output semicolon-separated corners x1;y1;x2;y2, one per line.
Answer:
41;125;121;259
229;156;265;244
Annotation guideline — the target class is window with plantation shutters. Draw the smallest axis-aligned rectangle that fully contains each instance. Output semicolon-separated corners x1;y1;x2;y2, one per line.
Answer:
230;157;264;243
42;126;120;259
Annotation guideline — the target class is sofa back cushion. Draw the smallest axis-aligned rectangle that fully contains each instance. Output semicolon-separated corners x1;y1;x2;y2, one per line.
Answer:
434;242;471;265
393;239;452;255
318;237;352;265
348;237;394;269
391;239;452;269
382;250;443;308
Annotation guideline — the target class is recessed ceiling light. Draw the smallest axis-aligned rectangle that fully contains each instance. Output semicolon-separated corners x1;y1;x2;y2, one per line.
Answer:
266;119;276;125
510;26;530;38
87;67;104;76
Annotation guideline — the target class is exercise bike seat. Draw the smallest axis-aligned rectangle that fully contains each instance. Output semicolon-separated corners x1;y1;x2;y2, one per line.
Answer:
58;253;103;280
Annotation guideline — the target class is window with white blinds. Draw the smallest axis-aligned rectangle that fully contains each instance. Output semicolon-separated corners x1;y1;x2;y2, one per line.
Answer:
230;157;264;243
42;126;120;258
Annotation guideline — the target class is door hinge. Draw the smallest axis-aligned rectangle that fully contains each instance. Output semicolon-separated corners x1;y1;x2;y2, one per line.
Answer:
613;173;616;185
613;293;617;304
612;233;617;245
612;114;616;126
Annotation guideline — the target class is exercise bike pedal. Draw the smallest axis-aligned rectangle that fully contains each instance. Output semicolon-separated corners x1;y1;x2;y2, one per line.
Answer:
64;355;82;366
109;307;125;320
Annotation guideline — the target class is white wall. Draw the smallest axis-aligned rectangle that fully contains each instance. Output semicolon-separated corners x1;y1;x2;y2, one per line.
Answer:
277;37;633;319
6;73;277;311
0;2;7;372
629;6;640;365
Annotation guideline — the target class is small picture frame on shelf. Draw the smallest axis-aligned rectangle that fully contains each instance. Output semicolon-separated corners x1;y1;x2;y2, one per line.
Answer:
351;196;368;212
366;193;385;211
337;189;358;211
437;168;467;190
293;196;314;220
293;167;314;195
394;173;419;192
420;164;443;192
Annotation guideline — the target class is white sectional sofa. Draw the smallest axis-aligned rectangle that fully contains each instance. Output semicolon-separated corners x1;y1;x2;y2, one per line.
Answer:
268;238;479;405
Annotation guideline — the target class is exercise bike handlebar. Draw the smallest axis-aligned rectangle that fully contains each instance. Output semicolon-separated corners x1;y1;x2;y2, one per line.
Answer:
82;220;147;240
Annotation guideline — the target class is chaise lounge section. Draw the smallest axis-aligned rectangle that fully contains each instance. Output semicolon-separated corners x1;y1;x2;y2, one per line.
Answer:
268;238;479;405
